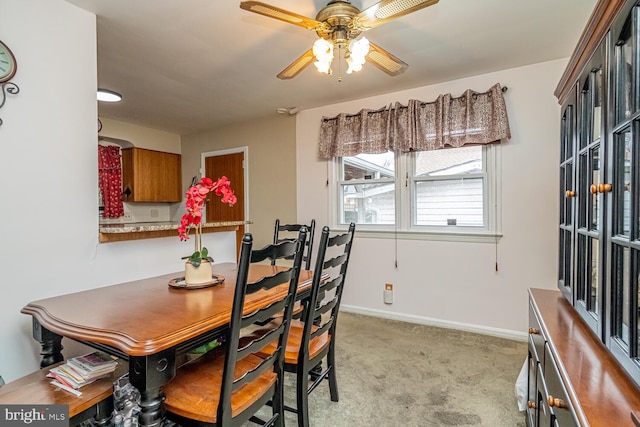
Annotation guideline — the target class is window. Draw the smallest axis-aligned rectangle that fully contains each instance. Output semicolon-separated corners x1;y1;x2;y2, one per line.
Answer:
332;145;500;241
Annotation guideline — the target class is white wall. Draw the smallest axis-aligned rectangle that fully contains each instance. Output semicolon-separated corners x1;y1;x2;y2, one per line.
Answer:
0;0;235;382
296;60;564;338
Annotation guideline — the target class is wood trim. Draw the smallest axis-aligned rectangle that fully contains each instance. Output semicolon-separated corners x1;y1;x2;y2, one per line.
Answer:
99;225;238;243
529;288;640;426
554;0;626;104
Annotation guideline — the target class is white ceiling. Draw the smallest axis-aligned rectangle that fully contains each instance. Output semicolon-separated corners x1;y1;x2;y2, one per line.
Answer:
65;0;598;135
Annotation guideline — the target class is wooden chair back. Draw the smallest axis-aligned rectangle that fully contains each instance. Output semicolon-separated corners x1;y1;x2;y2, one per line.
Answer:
219;229;307;425
272;219;316;270
300;223;355;366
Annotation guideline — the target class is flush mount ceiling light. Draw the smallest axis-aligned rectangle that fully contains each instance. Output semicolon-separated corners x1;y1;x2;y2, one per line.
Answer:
97;88;122;102
240;0;439;80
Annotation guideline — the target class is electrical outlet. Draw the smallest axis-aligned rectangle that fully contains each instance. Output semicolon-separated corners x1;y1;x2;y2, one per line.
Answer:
384;283;393;304
150;209;159;218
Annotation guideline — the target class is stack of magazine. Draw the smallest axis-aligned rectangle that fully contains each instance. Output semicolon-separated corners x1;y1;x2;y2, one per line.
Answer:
47;350;118;394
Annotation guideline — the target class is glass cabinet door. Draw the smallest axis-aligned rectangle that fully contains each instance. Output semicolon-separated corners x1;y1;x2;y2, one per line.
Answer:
608;7;640;382
575;42;606;335
559;89;576;301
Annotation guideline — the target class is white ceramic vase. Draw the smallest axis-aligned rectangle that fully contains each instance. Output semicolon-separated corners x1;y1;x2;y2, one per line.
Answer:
184;260;213;285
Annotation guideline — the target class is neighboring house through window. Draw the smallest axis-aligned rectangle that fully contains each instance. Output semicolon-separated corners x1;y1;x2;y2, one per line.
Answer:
333;145;500;241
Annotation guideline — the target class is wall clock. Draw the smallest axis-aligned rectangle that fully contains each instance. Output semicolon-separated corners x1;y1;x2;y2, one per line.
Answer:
0;40;17;83
0;39;19;127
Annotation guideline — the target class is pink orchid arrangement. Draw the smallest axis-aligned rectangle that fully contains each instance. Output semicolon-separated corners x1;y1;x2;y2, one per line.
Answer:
179;176;237;266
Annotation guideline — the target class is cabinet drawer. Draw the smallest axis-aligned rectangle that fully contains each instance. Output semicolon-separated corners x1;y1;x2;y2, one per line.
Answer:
544;344;578;427
529;301;545;366
527;347;538;427
537;363;553;427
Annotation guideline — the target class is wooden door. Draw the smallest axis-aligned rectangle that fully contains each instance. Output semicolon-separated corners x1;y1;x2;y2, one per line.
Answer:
205;152;245;253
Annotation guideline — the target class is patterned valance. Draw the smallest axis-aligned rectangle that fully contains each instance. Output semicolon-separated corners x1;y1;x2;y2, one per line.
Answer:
318;83;511;159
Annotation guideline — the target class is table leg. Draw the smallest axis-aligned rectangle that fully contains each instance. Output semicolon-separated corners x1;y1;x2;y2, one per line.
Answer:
32;318;63;368
129;350;176;427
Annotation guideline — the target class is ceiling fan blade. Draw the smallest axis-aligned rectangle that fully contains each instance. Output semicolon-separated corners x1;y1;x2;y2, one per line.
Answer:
240;1;322;30
366;42;408;76
356;0;439;30
277;49;316;80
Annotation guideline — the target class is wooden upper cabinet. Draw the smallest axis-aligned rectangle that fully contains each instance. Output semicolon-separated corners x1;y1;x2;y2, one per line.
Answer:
121;147;182;202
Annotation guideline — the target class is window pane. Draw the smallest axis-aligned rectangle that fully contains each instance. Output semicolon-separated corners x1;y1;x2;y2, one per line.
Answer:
414;146;482;176
341;182;394;225
415;178;484;226
342;152;394;180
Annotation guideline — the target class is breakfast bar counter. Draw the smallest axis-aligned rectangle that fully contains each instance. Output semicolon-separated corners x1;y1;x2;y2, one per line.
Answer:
99;220;250;243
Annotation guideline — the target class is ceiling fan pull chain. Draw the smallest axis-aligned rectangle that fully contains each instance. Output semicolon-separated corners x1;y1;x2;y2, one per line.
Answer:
338;45;343;83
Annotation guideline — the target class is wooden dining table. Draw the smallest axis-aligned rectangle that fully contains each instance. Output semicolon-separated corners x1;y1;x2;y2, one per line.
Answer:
21;262;315;427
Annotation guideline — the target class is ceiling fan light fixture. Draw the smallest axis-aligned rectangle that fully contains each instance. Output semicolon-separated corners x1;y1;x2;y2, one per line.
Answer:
313;38;334;74
97;88;122;102
240;0;437;79
346;36;370;74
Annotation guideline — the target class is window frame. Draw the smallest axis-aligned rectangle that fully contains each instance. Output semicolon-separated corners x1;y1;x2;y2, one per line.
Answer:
329;144;502;243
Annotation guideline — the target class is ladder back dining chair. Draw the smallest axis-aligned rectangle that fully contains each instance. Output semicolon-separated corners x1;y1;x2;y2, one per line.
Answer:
163;229;307;427
255;223;356;427
273;219;316;270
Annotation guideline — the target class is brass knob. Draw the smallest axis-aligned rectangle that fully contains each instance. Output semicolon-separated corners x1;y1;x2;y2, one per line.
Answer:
548;395;568;409
598;183;612;193
590;184;598;194
528;327;540;335
565;190;576;198
527;401;537;409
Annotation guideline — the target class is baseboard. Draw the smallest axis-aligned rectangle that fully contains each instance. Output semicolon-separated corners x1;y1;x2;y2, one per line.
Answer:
340;304;528;342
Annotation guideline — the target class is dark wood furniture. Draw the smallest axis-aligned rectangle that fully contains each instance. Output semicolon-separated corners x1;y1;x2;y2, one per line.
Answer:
121;147;182;202
527;288;640;426
163;231;307;426
255;224;356;427
539;1;640;425
0;359;128;426
273;219;316;270
21;263;316;427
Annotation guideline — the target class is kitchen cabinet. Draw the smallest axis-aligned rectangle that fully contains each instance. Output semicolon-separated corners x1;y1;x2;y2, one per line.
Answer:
121;147;182;202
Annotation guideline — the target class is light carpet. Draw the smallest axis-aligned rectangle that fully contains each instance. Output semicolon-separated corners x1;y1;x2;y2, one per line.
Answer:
251;311;527;426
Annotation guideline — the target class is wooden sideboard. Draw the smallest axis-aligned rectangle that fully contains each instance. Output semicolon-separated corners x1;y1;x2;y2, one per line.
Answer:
527;288;640;426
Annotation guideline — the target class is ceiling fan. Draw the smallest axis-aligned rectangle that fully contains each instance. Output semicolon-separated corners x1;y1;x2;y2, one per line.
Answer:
239;0;439;79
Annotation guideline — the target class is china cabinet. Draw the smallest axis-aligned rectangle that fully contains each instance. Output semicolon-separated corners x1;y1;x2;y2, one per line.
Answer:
121;147;182;202
527;0;640;425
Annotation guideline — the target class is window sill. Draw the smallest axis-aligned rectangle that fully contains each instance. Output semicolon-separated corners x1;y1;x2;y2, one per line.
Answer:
337;227;503;243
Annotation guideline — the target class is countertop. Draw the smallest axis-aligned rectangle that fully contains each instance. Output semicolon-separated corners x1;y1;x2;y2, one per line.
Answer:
99;221;249;234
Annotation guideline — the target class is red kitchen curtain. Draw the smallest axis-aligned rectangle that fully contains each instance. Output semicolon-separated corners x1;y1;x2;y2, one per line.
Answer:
98;145;124;218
